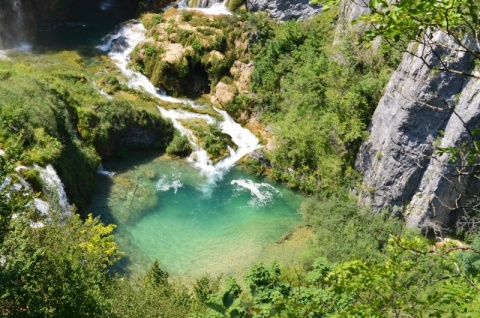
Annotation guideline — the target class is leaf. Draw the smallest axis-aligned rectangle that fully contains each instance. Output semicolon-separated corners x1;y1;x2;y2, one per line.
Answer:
222;291;234;309
206;302;226;315
230;309;241;318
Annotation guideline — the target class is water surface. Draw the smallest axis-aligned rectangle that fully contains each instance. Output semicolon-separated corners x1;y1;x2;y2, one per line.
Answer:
90;152;302;278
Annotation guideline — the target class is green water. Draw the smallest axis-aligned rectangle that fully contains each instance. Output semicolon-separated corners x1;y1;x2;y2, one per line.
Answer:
89;152;303;278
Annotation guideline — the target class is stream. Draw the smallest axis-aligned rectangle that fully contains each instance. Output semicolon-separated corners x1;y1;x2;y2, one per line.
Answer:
91;9;304;277
1;0;305;278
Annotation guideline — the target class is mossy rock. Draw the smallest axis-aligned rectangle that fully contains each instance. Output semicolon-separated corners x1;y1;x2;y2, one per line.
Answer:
133;11;249;98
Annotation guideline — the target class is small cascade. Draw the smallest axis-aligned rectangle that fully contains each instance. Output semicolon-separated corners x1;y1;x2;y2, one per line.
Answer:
99;21;260;182
158;106;216;174
178;0;231;15
0;0;33;50
97;164;116;177
36;164;71;214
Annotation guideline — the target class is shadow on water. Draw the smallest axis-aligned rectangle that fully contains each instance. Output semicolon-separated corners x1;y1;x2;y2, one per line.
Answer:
88;150;166;274
34;0;138;57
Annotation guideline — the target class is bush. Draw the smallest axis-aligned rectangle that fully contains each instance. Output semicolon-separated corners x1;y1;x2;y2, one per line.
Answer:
226;0;246;11
300;197;405;263
249;10;398;194
166;132;192;157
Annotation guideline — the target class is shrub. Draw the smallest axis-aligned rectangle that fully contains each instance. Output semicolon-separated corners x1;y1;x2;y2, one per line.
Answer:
166;132;192;157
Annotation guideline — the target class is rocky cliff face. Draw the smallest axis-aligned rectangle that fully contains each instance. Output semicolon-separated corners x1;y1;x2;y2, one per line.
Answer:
356;32;480;230
339;0;370;23
246;0;320;21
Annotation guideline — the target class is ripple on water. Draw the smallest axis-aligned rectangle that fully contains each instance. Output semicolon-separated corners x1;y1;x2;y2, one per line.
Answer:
89;153;302;278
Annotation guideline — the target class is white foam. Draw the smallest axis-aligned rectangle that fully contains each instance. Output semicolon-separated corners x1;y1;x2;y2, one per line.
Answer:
34;198;49;215
100;0;114;11
97;164;115;177
35;164;71;214
156;174;183;194
231;178;280;207
0;42;32;58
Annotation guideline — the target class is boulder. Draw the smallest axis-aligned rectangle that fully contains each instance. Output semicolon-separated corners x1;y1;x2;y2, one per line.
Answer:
215;80;237;106
230;61;252;93
246;0;320;21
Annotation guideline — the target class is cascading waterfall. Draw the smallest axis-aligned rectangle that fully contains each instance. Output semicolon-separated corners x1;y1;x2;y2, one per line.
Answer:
35;164;71;214
185;0;222;7
98;21;260;183
178;0;231;15
0;0;32;50
90;13;303;277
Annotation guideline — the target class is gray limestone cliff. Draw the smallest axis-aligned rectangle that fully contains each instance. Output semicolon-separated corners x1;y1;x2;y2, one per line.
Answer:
356;31;480;230
246;0;320;21
339;0;370;23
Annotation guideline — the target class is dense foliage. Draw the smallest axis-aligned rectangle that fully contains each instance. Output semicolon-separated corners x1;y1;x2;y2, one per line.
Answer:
0;52;175;210
243;9;402;194
1;4;480;318
133;11;249;97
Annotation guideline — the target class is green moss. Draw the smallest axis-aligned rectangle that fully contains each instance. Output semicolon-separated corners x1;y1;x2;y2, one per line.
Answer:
226;0;246;11
0;51;175;211
136;12;248;98
166;132;192;157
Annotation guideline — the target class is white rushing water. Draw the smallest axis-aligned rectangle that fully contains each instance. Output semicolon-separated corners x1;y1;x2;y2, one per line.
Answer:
231;179;281;207
97;163;116;177
98;20;260;181
35;164;71;214
156;173;183;193
0;0;33;51
177;0;231;15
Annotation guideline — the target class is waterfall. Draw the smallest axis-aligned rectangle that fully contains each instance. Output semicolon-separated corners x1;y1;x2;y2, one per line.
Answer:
100;0;115;11
0;0;33;50
35;164;71;214
97;164;116;177
99;20;260;181
177;0;231;15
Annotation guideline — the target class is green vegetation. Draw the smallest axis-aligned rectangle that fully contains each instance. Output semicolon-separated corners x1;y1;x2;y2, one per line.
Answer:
133;11;249;97
166;131;193;157
0;52;174;210
225;0;247;12
180;119;236;161
1;2;480;317
244;9;402;194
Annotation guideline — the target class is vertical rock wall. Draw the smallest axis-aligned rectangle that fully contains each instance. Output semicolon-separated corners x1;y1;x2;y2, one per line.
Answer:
356;31;480;230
